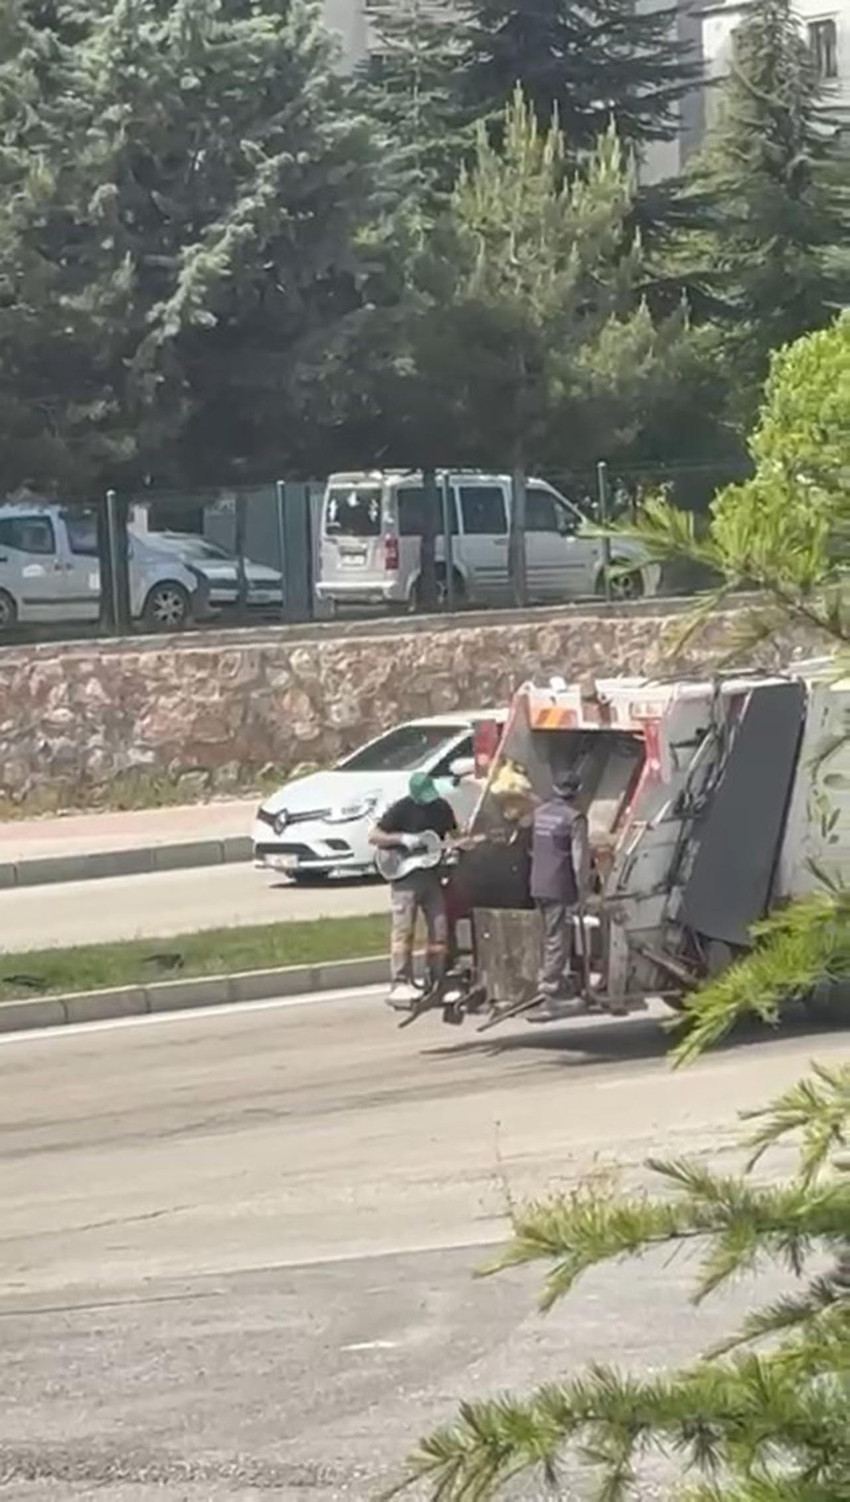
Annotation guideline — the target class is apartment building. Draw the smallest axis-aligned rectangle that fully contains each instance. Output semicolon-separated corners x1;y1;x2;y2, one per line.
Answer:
322;0;371;63
646;0;850;177
321;0;850;179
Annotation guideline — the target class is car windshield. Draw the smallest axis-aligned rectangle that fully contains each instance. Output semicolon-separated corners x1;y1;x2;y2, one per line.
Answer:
324;486;382;538
340;724;462;773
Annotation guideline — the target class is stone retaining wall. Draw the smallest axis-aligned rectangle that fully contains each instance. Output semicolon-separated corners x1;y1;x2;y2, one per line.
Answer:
0;602;828;807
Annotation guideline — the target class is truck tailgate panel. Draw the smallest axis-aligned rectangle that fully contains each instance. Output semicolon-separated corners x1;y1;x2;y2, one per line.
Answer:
681;681;805;947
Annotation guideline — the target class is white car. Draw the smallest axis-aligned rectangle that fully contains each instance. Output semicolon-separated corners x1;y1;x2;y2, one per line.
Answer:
141;531;284;611
253;711;506;882
0;504;206;632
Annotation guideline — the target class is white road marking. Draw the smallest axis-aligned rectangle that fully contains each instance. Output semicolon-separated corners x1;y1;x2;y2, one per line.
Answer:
0;984;386;1046
341;1340;399;1352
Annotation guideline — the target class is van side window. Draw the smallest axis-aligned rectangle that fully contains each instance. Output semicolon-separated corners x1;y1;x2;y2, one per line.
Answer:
62;509;99;556
0;515;55;554
398;486;425;536
458;485;507;536
527;486;578;535
398;485;458;536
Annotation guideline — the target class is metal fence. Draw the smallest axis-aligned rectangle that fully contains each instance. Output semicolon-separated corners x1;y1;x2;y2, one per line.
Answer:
0;458;747;648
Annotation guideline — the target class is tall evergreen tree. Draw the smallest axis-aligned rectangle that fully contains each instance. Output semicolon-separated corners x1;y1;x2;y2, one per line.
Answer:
0;0;100;487
0;0;384;491
404;91;723;480
462;0;701;154
356;0;468;219
681;0;850;402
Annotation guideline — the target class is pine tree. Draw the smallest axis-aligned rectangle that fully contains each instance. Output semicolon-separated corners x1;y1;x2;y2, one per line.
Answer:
0;0;385;491
356;0;468;219
683;0;850;401
0;0;104;488
407;91;718;482
462;0;702;154
616;313;850;662
386;91;722;599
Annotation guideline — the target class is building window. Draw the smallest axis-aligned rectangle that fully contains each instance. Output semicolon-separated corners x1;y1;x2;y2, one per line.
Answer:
808;18;838;80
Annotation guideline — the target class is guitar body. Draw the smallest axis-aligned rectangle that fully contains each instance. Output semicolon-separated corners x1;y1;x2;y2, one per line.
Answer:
375;829;445;882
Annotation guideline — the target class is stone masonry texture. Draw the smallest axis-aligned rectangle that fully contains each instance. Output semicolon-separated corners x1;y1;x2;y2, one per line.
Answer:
0;603;830;805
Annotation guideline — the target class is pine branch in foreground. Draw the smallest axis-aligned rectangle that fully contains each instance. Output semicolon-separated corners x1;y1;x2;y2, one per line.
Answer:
710;1278;850;1354
669;893;850;1065
480;1167;850;1310
392;1056;850;1501
743;1063;850;1181
390;1352;850;1500
682;1479;849;1502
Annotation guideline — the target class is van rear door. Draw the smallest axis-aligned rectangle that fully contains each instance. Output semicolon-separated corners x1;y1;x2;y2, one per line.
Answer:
321;482;385;588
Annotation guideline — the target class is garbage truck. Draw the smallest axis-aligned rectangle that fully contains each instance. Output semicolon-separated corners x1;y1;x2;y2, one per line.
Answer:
414;658;848;1029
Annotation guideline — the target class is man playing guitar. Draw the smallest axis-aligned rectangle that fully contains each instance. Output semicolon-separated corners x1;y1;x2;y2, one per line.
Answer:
369;771;458;1010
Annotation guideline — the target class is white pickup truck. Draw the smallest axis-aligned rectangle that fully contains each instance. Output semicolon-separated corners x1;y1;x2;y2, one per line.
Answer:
0;504;206;633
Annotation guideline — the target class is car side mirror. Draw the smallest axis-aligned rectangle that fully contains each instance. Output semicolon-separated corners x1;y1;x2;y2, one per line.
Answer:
449;756;476;784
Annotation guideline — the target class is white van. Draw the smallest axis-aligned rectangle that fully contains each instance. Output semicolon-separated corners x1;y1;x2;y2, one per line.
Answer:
315;470;660;612
0;504;206;634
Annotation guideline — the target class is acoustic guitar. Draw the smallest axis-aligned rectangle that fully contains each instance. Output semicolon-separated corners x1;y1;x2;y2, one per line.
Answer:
374;830;446;882
374;827;518;883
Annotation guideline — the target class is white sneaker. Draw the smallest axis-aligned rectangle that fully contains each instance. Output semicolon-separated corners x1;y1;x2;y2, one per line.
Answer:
386;982;419;1011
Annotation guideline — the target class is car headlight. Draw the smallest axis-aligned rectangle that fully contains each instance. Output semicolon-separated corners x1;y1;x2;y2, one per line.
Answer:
325;795;380;825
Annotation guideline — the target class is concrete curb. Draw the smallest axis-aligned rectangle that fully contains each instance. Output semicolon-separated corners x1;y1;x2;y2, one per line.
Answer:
0;954;388;1034
0;834;253;890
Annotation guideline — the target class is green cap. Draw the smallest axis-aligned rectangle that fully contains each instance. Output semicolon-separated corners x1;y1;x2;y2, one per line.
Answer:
409;771;440;805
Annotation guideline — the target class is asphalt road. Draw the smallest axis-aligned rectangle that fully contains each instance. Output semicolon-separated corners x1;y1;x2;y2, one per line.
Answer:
0;866;388;951
2;991;847;1500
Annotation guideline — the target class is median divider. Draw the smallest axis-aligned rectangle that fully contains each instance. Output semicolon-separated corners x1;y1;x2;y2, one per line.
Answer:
0;954;388;1035
0;834;254;890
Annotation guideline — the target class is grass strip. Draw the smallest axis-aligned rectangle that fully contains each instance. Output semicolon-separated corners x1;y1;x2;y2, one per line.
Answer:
0;913;389;1003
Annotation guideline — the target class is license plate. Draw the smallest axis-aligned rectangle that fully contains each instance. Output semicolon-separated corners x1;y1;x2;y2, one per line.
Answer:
272;855;299;872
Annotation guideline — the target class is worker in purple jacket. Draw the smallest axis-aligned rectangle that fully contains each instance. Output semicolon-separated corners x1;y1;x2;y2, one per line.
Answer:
529;769;589;1016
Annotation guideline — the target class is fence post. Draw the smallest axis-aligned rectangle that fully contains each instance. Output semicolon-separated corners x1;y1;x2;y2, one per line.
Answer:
596;460;612;605
105;488;131;635
440;472;455;612
234;491;248;620
274;480;287;622
509;466;527;607
418;468;439;612
276;479;313;622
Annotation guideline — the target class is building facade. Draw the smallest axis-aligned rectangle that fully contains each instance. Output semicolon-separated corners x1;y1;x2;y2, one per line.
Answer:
321;0;850;180
645;0;850;178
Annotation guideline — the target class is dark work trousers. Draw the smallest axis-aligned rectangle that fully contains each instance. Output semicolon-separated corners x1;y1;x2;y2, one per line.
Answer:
536;899;575;996
390;871;448;986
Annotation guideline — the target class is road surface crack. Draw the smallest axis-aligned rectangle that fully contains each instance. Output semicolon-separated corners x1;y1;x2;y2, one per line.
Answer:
0;1200;194;1249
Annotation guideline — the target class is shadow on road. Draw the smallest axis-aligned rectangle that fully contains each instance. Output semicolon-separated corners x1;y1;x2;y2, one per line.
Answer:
421;1002;830;1069
267;872;383;891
